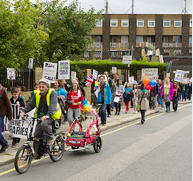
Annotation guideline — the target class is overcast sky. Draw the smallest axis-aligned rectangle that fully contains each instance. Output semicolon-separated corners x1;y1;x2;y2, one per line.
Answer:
30;0;192;14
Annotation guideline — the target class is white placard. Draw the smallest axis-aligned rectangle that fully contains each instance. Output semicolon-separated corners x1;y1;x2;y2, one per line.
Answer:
142;68;158;80
129;77;134;84
71;71;76;83
58;60;70;80
122;55;132;64
94;89;99;98
42;62;57;83
28;58;33;69
93;69;98;80
174;69;184;83
167;73;170;78
2;117;10;135
7;68;15;80
112;67;117;74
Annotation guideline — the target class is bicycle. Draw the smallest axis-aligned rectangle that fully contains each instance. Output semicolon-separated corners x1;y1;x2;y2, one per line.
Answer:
14;114;65;174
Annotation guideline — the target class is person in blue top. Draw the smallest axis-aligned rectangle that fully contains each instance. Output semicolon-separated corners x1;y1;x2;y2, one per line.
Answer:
124;83;132;114
53;80;67;125
96;76;111;126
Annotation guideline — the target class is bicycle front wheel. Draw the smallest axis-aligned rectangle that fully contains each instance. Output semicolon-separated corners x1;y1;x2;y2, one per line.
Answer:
14;145;32;174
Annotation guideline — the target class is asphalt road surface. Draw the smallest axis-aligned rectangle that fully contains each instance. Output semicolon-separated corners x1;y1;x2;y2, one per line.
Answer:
0;104;192;181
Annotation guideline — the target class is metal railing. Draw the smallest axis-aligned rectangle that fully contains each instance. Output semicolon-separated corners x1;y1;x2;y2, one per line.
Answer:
88;42;103;49
162;42;182;48
136;42;155;49
110;42;129;49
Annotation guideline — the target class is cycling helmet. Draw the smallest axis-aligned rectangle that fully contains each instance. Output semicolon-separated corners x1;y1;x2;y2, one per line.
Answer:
39;78;50;87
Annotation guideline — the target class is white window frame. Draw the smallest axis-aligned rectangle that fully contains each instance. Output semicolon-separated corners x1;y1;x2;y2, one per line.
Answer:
173;36;180;43
174;50;181;56
137;19;144;27
96;19;102;27
95;51;101;58
148;20;155;27
189;36;192;43
121;19;129;27
190;19;192;27
84;50;90;58
163;20;171;27
110;19;118;27
110;50;118;58
174;20;182;27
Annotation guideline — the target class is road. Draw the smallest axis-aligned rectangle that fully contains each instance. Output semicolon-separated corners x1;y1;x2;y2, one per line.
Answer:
0;104;192;181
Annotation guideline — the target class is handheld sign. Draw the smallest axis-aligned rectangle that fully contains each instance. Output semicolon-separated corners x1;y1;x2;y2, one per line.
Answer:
42;62;57;83
28;58;33;69
58;60;70;80
7;68;15;80
112;67;117;74
71;71;76;83
174;70;184;83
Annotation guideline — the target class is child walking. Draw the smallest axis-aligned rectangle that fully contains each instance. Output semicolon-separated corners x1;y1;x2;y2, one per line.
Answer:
132;83;138;113
124;83;132;114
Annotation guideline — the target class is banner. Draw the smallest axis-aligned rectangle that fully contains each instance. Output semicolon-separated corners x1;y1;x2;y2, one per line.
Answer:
93;69;98;80
7;68;15;80
142;68;158;80
112;67;117;74
174;70;184;83
58;60;70;80
28;58;33;69
42;62;57;83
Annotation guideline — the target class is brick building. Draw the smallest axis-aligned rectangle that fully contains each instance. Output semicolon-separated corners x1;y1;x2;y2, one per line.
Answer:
84;14;192;77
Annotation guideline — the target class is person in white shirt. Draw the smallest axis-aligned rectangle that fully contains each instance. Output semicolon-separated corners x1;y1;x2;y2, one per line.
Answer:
148;49;153;61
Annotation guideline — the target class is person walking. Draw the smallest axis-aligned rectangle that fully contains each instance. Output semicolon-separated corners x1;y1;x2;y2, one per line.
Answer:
173;82;180;112
111;73;119;111
124;83;132;114
129;76;138;108
181;83;188;101
132;83;138;113
136;83;150;124
0;84;13;153
104;71;113;117
96;76;111;126
67;82;84;126
187;80;192;100
160;78;174;112
20;78;61;159
148;49;153;61
114;79;124;115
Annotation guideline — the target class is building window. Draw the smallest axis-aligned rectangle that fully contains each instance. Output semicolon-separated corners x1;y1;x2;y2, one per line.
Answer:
189;36;192;43
137;20;144;27
190;20;192;27
95;36;101;47
121;36;128;43
164;50;170;56
174;50;181;56
174;20;182;27
173;36;180;43
148;20;155;27
136;36;143;43
121;19;129;27
189;49;192;54
163;20;170;27
121;51;130;57
111;51;117;58
96;19;102;27
84;51;90;58
110;19;118;27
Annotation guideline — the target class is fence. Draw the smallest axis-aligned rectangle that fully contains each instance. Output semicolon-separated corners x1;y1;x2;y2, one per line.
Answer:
0;69;34;91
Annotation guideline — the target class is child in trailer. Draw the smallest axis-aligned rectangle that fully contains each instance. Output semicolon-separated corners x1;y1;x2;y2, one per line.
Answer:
114;79;124;115
132;83;138;114
10;87;25;147
124;83;132;114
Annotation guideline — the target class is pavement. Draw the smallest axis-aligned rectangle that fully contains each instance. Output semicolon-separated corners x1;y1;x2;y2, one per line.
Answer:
0;99;191;167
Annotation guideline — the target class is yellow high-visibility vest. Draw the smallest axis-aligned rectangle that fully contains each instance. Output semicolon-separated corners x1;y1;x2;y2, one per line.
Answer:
34;89;61;120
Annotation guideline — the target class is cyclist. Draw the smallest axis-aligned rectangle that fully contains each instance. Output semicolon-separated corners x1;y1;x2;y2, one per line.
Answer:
20;78;61;159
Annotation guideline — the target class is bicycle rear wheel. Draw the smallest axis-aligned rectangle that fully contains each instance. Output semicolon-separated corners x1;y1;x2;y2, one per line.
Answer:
14;145;32;174
50;135;64;162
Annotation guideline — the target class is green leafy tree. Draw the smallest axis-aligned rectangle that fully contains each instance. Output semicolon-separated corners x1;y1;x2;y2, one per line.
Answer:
0;0;49;70
36;0;103;65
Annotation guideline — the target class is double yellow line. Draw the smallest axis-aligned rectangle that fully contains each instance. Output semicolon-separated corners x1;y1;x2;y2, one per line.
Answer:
0;103;191;177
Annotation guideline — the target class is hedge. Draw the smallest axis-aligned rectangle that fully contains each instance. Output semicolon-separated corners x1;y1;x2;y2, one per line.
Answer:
70;59;168;76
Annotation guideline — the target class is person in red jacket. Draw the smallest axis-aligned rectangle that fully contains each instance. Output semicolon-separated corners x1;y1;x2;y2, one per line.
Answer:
67;82;84;126
0;85;13;153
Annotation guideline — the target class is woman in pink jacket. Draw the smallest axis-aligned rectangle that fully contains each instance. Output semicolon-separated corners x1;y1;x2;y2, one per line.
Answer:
160;78;174;112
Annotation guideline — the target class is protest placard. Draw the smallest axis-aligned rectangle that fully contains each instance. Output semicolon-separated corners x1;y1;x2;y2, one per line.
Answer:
112;67;117;74
58;60;70;80
142;68;158;80
28;58;33;69
93;69;98;80
42;62;57;83
167;73;170;78
71;71;76;83
129;77;134;84
174;70;184;83
7;68;15;80
2;117;10;135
